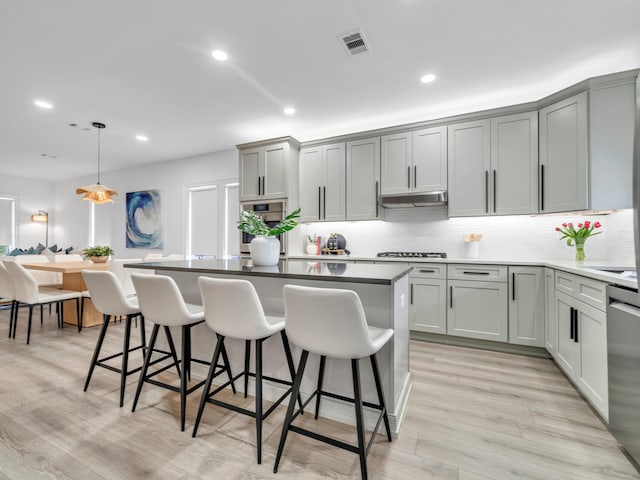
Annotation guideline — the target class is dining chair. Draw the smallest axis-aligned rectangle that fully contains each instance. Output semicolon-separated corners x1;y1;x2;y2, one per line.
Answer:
0;261;17;338
4;261;82;344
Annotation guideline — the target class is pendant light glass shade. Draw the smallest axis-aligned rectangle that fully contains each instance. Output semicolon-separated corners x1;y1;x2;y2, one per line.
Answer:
76;122;118;204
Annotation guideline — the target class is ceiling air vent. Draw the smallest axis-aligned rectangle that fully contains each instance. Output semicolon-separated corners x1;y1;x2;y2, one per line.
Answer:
339;29;369;55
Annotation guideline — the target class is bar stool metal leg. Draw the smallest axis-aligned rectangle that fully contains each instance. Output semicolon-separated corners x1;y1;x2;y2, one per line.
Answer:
84;313;111;391
352;358;368;480
315;355;327;419
132;324;160;413
244;339;251;398
119;315;133;407
255;338;263;464
370;354;392;441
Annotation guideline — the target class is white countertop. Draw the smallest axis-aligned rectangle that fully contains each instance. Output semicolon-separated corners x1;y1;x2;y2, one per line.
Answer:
287;254;638;290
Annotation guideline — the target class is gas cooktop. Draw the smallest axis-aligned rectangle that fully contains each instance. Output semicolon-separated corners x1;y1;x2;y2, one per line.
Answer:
376;252;447;258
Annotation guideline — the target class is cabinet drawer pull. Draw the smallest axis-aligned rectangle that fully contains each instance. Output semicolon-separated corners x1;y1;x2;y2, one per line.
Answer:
449;286;453;308
462;271;490;275
323;186;326;220
540;164;545;211
512;272;516;300
570;307;575;340
493;169;497;213
485;170;489;214
419;269;436;273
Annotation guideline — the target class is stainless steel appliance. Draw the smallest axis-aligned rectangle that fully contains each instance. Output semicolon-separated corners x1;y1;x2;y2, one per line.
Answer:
239;200;287;256
608;72;640;464
376;252;447;258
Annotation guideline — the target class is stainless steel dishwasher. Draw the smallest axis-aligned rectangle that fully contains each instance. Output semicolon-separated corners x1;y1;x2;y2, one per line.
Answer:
608;284;640;465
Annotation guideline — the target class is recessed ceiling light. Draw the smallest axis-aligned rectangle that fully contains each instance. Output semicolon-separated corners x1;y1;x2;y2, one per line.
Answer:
420;73;436;84
34;100;53;109
136;135;149;142
211;50;228;61
283;107;296;115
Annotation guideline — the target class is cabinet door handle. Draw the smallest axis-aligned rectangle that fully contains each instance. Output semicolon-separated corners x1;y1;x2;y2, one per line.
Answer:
569;307;575;340
323;186;326;220
414;165;417;188
493;169;497;213
419;269;435;273
410;283;414;305
407;166;411;189
512;272;516;301
375;180;379;218
540;164;545;211
449;286;453;308
573;308;579;343
485;170;489;214
258;176;261;195
462;271;490;276
318;186;321;219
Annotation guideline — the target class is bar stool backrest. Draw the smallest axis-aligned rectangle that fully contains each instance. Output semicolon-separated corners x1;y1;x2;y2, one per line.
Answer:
108;258;143;296
4;261;39;304
0;261;14;299
198;276;272;340
283;284;372;359
82;270;139;317
131;273;194;326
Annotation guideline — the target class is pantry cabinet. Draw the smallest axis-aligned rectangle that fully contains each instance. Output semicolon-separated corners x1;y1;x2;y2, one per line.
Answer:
346;137;381;221
448;112;538;217
380;126;447;196
238;137;300;202
299;143;346;222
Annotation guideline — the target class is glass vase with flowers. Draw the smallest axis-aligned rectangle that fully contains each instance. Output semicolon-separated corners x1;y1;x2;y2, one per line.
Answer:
555;220;602;262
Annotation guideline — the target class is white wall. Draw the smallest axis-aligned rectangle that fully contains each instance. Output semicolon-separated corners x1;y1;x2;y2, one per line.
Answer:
53;149;238;258
0;174;54;248
294;207;635;264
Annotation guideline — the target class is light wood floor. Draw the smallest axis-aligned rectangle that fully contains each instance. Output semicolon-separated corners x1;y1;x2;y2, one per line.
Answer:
1;306;639;479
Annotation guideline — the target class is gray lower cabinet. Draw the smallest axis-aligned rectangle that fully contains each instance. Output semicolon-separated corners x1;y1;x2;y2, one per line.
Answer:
447;264;508;342
554;272;608;420
508;266;545;347
410;263;446;334
544;267;557;357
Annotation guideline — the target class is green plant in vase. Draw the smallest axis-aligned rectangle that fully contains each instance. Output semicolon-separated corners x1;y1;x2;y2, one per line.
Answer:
82;245;114;263
237;208;300;266
555;220;602;261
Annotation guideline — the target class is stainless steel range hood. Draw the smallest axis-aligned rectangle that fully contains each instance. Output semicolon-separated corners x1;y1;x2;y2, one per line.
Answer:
378;191;448;208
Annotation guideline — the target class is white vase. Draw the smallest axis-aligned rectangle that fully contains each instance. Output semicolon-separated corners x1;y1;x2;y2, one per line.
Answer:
250;235;280;266
306;244;318;255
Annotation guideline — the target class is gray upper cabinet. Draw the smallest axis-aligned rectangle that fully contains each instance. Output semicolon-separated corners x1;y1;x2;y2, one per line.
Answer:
447;119;491;217
381;126;447;195
346;137;380;221
539;92;588;213
448;112;538;217
238;137;299;202
539;78;635;213
299;143;346;222
491;112;539;215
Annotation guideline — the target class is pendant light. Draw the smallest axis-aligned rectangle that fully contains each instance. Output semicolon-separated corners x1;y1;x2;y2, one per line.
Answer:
76;122;118;204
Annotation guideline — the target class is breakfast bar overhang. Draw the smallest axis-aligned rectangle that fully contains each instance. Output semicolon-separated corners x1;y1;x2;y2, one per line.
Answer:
127;258;412;433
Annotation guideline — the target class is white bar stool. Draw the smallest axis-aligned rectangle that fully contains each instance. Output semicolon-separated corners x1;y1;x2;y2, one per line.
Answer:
82;270;146;407
193;277;302;464
274;284;394;480
130;273;235;431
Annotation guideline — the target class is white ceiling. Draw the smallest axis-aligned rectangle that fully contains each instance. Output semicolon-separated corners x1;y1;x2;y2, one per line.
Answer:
2;0;640;182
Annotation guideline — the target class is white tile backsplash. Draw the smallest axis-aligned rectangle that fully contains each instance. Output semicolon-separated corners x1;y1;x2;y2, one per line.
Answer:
290;207;635;264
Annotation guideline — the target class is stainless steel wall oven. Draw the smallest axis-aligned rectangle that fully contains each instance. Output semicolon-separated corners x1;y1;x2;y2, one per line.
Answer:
239;200;287;255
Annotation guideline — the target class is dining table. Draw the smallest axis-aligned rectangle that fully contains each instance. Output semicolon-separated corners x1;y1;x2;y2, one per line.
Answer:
22;261;109;327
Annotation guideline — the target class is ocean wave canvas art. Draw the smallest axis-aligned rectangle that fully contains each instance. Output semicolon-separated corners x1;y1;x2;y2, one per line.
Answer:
126;190;163;248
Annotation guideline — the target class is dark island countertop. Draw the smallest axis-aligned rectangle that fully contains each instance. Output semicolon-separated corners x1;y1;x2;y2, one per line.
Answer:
126;258;412;285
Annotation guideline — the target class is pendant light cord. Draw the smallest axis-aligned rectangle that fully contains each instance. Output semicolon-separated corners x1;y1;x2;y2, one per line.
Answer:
97;126;101;185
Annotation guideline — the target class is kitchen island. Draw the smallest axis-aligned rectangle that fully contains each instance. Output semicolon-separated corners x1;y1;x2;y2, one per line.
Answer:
127;258;412;433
